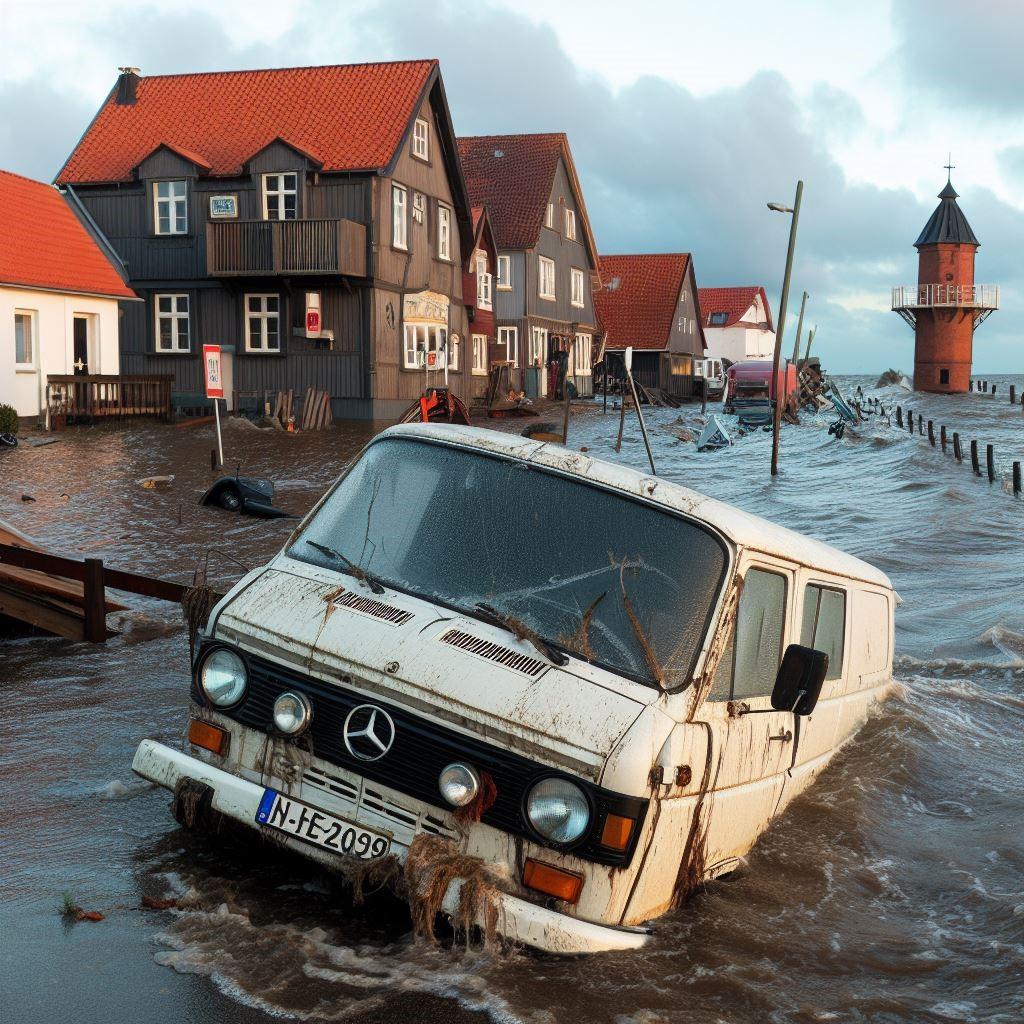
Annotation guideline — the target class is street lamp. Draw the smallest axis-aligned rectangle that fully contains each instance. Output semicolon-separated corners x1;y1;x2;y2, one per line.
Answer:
767;181;804;477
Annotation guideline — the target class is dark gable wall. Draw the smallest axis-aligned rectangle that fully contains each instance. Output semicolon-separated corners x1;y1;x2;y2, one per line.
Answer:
667;262;704;357
527;157;597;329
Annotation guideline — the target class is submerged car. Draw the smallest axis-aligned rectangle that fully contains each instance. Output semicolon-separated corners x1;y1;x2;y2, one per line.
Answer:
133;423;896;954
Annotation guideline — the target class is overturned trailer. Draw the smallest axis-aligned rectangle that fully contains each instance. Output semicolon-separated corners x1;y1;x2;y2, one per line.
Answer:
134;424;897;954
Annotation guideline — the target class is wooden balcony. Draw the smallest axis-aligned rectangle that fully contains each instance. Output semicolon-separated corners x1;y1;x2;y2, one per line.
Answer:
206;218;367;278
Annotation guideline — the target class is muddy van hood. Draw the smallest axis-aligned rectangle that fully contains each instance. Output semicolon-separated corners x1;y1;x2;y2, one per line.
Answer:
212;564;651;780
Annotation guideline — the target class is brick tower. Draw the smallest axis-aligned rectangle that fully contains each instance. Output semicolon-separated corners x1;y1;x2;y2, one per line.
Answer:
892;171;998;393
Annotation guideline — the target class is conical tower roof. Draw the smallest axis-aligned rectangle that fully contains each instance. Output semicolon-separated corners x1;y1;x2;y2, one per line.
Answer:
914;176;979;248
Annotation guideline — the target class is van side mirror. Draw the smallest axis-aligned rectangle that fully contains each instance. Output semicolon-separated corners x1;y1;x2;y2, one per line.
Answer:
771;644;829;716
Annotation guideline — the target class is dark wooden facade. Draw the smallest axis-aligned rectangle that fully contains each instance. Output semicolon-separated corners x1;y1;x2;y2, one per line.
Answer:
65;70;473;421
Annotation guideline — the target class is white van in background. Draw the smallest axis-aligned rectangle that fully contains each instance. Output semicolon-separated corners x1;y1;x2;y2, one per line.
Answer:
694;357;726;400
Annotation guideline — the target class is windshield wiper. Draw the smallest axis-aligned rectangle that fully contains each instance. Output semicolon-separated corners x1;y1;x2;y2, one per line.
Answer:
472;602;569;667
303;539;386;595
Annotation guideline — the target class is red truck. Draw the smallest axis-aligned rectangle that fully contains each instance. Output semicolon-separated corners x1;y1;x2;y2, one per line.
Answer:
724;360;798;416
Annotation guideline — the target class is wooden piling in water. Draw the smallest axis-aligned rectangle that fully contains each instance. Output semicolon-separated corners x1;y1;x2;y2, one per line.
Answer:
1014;462;1022;495
918;417;924;436
940;425;947;452
953;432;962;462
987;444;996;483
992;384;997;396
927;420;935;446
896;406;903;427
970;440;981;476
82;558;107;643
1011;384;1016;404
907;409;913;432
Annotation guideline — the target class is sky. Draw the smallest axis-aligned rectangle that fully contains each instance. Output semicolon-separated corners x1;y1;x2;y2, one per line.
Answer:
1;0;1021;373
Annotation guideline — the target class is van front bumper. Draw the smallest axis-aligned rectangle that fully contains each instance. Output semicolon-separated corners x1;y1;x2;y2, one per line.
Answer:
132;739;650;955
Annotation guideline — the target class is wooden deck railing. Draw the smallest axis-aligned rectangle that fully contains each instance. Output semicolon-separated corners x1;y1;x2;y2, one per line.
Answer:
206;218;367;277
46;374;173;426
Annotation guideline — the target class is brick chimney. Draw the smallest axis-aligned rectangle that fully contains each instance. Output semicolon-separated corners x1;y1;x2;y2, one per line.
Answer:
115;67;141;105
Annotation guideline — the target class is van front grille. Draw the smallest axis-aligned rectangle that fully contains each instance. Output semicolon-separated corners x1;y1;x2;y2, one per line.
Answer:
439;628;547;677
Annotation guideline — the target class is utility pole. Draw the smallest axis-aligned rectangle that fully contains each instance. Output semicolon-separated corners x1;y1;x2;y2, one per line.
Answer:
768;180;804;477
791;291;808;367
803;324;817;363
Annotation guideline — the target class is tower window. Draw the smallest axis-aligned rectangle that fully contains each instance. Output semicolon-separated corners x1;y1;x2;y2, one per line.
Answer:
939;369;950;385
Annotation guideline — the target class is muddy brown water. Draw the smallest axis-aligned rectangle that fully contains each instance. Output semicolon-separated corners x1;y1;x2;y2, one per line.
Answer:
2;376;1022;1024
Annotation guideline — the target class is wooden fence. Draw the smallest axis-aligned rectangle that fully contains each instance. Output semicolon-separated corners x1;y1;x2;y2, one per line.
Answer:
46;374;173;427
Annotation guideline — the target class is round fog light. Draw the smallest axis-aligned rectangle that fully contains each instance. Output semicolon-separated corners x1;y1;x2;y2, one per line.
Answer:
273;691;312;735
439;762;480;807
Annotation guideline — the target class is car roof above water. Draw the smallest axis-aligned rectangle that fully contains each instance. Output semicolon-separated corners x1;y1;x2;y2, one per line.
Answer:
381;423;893;590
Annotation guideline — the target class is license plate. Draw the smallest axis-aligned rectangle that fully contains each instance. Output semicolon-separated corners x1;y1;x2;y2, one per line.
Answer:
256;788;391;859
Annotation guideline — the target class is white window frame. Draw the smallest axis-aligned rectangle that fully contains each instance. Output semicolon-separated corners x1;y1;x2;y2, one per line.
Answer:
153;180;187;235
14;309;37;368
570;267;585;308
545;203;555;229
412;118;429;161
154;293;190;353
392;184;408;250
412;191;426;224
476;254;493;311
538;256;556;300
498;326;518;368
437;203;452;261
573;332;592;375
496;254;511;290
262;172;298;221
403;322;450;370
449;332;460;371
245;293;281;353
564;208;577;240
471;333;488;376
529;326;548;367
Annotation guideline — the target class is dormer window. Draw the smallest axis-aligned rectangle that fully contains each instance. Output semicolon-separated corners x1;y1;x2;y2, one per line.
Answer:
413;118;429;161
263;173;297;220
154;180;187;235
709;311;728;326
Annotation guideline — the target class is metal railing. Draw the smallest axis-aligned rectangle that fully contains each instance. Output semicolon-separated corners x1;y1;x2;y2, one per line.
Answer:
206;218;367;277
892;284;1000;310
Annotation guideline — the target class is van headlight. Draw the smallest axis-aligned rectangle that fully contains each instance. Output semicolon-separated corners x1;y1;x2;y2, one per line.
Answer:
199;648;247;707
525;778;590;844
273;692;312;735
439;762;480;807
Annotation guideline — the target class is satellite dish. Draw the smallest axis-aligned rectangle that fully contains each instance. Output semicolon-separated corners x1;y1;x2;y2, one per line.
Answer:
625;346;633;372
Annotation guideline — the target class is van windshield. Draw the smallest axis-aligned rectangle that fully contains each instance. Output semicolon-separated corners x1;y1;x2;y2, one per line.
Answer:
289;438;728;690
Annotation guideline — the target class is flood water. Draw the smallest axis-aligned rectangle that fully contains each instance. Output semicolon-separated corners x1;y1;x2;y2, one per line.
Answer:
2;375;1022;1024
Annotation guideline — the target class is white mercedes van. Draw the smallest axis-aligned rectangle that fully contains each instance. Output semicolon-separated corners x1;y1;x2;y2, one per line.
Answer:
133;423;896;954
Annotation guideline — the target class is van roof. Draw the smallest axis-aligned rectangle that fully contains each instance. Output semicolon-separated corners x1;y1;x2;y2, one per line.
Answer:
384;423;892;589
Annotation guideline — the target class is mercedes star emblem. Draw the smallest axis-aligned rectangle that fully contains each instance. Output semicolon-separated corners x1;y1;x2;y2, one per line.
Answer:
342;704;396;761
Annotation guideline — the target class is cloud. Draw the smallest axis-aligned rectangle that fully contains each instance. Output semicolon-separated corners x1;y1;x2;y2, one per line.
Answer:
890;0;1024;113
997;145;1024;189
1;0;1019;373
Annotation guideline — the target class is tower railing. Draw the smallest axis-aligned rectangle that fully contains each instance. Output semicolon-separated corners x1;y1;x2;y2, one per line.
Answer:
891;284;1000;311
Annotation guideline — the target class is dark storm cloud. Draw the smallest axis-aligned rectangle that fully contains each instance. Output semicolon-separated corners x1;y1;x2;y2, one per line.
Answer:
890;0;1024;113
1;0;1019;371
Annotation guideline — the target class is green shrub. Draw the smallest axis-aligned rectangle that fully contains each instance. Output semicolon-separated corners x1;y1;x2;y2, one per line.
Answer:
0;404;18;435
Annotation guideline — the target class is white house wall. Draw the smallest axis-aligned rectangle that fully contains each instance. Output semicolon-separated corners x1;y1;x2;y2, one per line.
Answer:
703;325;775;363
0;286;121;418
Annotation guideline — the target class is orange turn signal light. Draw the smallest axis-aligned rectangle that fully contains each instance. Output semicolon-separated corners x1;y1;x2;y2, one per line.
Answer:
188;719;228;757
600;813;635;852
522;859;584;905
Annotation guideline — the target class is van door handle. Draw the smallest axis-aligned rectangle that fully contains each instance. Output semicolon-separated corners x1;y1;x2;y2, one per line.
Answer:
769;730;793;743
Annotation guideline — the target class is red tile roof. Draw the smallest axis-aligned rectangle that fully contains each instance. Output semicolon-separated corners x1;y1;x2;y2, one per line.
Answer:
457;133;567;251
697;286;774;331
595;254;691;350
0;169;136;299
57;61;437;184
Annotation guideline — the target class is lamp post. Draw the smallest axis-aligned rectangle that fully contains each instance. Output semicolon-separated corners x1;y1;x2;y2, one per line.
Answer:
767;181;803;476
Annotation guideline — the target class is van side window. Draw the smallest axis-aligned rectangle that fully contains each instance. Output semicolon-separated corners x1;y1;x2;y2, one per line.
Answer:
800;584;846;680
709;568;787;701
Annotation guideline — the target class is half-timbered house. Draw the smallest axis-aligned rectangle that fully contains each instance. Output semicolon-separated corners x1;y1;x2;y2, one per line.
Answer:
456;133;600;399
594;253;706;398
55;61;473;420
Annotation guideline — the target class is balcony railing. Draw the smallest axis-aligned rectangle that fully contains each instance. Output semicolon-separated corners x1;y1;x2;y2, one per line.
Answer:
207;218;367;277
892;283;1000;311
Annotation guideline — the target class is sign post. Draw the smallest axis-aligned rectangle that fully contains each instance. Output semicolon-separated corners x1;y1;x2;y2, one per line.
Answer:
203;344;225;468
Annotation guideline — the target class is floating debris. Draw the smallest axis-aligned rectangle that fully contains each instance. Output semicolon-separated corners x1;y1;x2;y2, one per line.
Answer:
200;475;294;519
137;475;174;489
696;415;732;451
